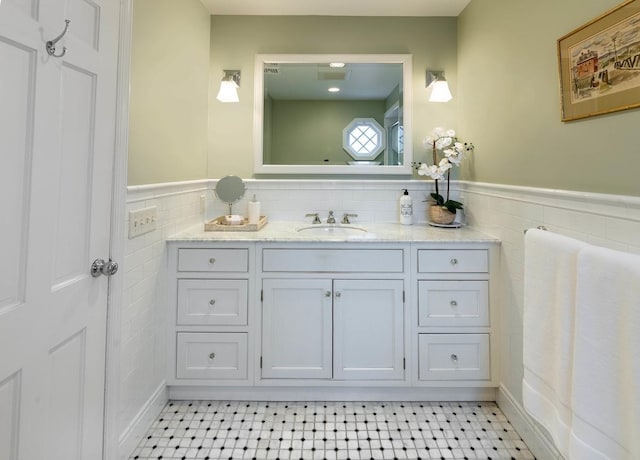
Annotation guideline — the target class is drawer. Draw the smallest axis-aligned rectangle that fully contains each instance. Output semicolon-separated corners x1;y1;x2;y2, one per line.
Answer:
176;332;248;380
262;249;404;272
417;249;488;273
177;279;248;326
418;334;490;381
418;281;489;327
177;248;248;272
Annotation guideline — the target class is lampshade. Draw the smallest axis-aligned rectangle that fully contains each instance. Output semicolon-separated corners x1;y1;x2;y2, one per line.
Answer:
426;70;453;103
429;80;453;102
216;70;241;103
216;80;239;103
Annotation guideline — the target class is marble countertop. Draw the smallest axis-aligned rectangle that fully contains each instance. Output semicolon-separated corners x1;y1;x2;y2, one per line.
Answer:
167;221;499;244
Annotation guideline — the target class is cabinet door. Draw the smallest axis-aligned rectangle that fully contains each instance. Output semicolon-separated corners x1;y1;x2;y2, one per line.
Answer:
262;279;333;379
333;280;404;380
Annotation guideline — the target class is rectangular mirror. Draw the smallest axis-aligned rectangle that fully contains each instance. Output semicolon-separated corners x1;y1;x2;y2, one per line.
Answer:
254;54;413;175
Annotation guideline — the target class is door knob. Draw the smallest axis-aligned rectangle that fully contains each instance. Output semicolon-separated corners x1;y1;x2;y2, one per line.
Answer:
90;258;119;277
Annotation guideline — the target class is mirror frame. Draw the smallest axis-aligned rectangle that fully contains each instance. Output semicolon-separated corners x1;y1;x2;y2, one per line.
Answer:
253;54;413;175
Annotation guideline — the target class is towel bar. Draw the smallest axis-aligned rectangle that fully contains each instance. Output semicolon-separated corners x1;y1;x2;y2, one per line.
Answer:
524;225;548;234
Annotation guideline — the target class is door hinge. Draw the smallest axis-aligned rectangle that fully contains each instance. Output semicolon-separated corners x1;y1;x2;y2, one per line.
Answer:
261;289;263;302
260;356;263;368
403;291;405;303
403;358;406;370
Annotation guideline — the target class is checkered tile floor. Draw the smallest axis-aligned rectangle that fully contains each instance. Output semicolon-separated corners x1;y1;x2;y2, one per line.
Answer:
130;400;534;459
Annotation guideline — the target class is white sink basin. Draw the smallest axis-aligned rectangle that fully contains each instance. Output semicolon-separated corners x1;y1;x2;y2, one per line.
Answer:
296;224;368;236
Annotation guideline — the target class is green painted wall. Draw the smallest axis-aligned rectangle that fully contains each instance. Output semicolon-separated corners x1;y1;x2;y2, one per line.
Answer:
128;0;210;185
128;3;640;194
457;0;640;196
268;100;386;165
208;16;458;179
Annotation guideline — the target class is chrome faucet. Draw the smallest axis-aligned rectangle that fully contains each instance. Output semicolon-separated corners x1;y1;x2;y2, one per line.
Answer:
326;211;336;224
342;213;358;224
305;213;321;224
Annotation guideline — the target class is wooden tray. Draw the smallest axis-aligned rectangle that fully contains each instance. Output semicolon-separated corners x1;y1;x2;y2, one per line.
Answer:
204;215;268;232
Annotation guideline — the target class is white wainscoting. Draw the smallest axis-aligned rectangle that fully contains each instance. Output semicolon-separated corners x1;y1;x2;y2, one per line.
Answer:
119;180;206;457
460;180;640;460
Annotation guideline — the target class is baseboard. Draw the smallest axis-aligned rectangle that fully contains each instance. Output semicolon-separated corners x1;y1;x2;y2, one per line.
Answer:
118;381;168;460
497;384;562;460
168;385;498;402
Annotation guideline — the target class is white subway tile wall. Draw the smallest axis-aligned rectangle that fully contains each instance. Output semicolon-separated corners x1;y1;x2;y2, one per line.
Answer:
121;181;207;438
206;180;449;225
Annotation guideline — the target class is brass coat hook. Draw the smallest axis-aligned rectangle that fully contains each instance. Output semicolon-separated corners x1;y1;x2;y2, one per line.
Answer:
46;19;70;58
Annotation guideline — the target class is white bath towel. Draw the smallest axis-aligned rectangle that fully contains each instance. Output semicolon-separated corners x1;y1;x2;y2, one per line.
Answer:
569;246;640;460
522;229;588;457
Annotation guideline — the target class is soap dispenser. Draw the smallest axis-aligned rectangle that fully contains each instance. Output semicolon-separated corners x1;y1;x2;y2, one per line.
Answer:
400;189;413;225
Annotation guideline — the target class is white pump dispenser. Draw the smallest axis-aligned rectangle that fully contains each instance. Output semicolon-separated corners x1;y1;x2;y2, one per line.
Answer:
248;194;261;225
400;189;413;225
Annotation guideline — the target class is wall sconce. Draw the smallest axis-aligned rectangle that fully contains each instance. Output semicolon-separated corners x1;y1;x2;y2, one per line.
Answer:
216;70;241;103
426;70;452;102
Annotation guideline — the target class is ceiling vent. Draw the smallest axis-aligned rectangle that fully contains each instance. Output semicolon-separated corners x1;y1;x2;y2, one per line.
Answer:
317;70;351;81
317;64;351;81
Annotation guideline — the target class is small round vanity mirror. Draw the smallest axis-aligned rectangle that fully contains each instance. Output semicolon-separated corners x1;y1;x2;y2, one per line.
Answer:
215;175;246;215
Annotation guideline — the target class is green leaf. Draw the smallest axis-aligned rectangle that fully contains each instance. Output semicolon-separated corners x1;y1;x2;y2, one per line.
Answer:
430;193;444;205
444;200;464;213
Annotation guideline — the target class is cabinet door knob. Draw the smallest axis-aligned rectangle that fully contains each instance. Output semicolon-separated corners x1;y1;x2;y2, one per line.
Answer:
209;299;216;307
450;300;458;307
335;291;341;298
450;258;458;266
208;258;216;264
325;291;332;297
451;353;458;362
209;352;216;360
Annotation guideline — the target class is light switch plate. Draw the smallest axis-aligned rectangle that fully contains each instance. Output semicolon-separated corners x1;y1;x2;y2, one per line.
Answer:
128;206;157;238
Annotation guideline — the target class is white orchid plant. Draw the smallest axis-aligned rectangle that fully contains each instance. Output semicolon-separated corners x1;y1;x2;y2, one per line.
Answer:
413;127;474;214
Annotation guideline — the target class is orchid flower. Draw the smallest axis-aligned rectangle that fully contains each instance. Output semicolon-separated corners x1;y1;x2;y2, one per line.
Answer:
435;136;453;150
417;163;445;180
413;127;474;214
444;149;462;165
438;158;453;171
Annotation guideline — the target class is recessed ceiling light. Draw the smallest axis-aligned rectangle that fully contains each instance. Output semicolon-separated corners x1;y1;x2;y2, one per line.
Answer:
329;62;345;68
328;87;340;92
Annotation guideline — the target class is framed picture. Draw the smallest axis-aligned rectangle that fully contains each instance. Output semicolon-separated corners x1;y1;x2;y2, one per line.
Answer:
558;0;640;121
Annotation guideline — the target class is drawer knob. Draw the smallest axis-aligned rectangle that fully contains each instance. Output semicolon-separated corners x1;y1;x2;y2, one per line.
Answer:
451;353;458;363
209;299;216;307
208;258;216;264
450;258;458;266
208;352;216;360
450;300;458;307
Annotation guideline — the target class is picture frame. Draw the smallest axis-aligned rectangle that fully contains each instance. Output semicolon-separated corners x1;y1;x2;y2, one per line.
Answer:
557;0;640;121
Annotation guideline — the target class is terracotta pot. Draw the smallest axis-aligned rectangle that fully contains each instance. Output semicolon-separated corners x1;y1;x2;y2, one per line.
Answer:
429;205;456;225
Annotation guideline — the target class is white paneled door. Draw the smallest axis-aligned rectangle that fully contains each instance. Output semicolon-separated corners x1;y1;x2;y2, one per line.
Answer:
0;0;119;459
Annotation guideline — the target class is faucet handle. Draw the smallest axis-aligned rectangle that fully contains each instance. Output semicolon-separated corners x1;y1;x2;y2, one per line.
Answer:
342;213;358;224
326;211;336;224
305;213;321;224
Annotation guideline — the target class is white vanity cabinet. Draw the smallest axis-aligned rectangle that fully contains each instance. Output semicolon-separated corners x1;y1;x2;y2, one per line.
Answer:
412;244;497;387
167;243;255;386
258;245;407;384
166;227;498;400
